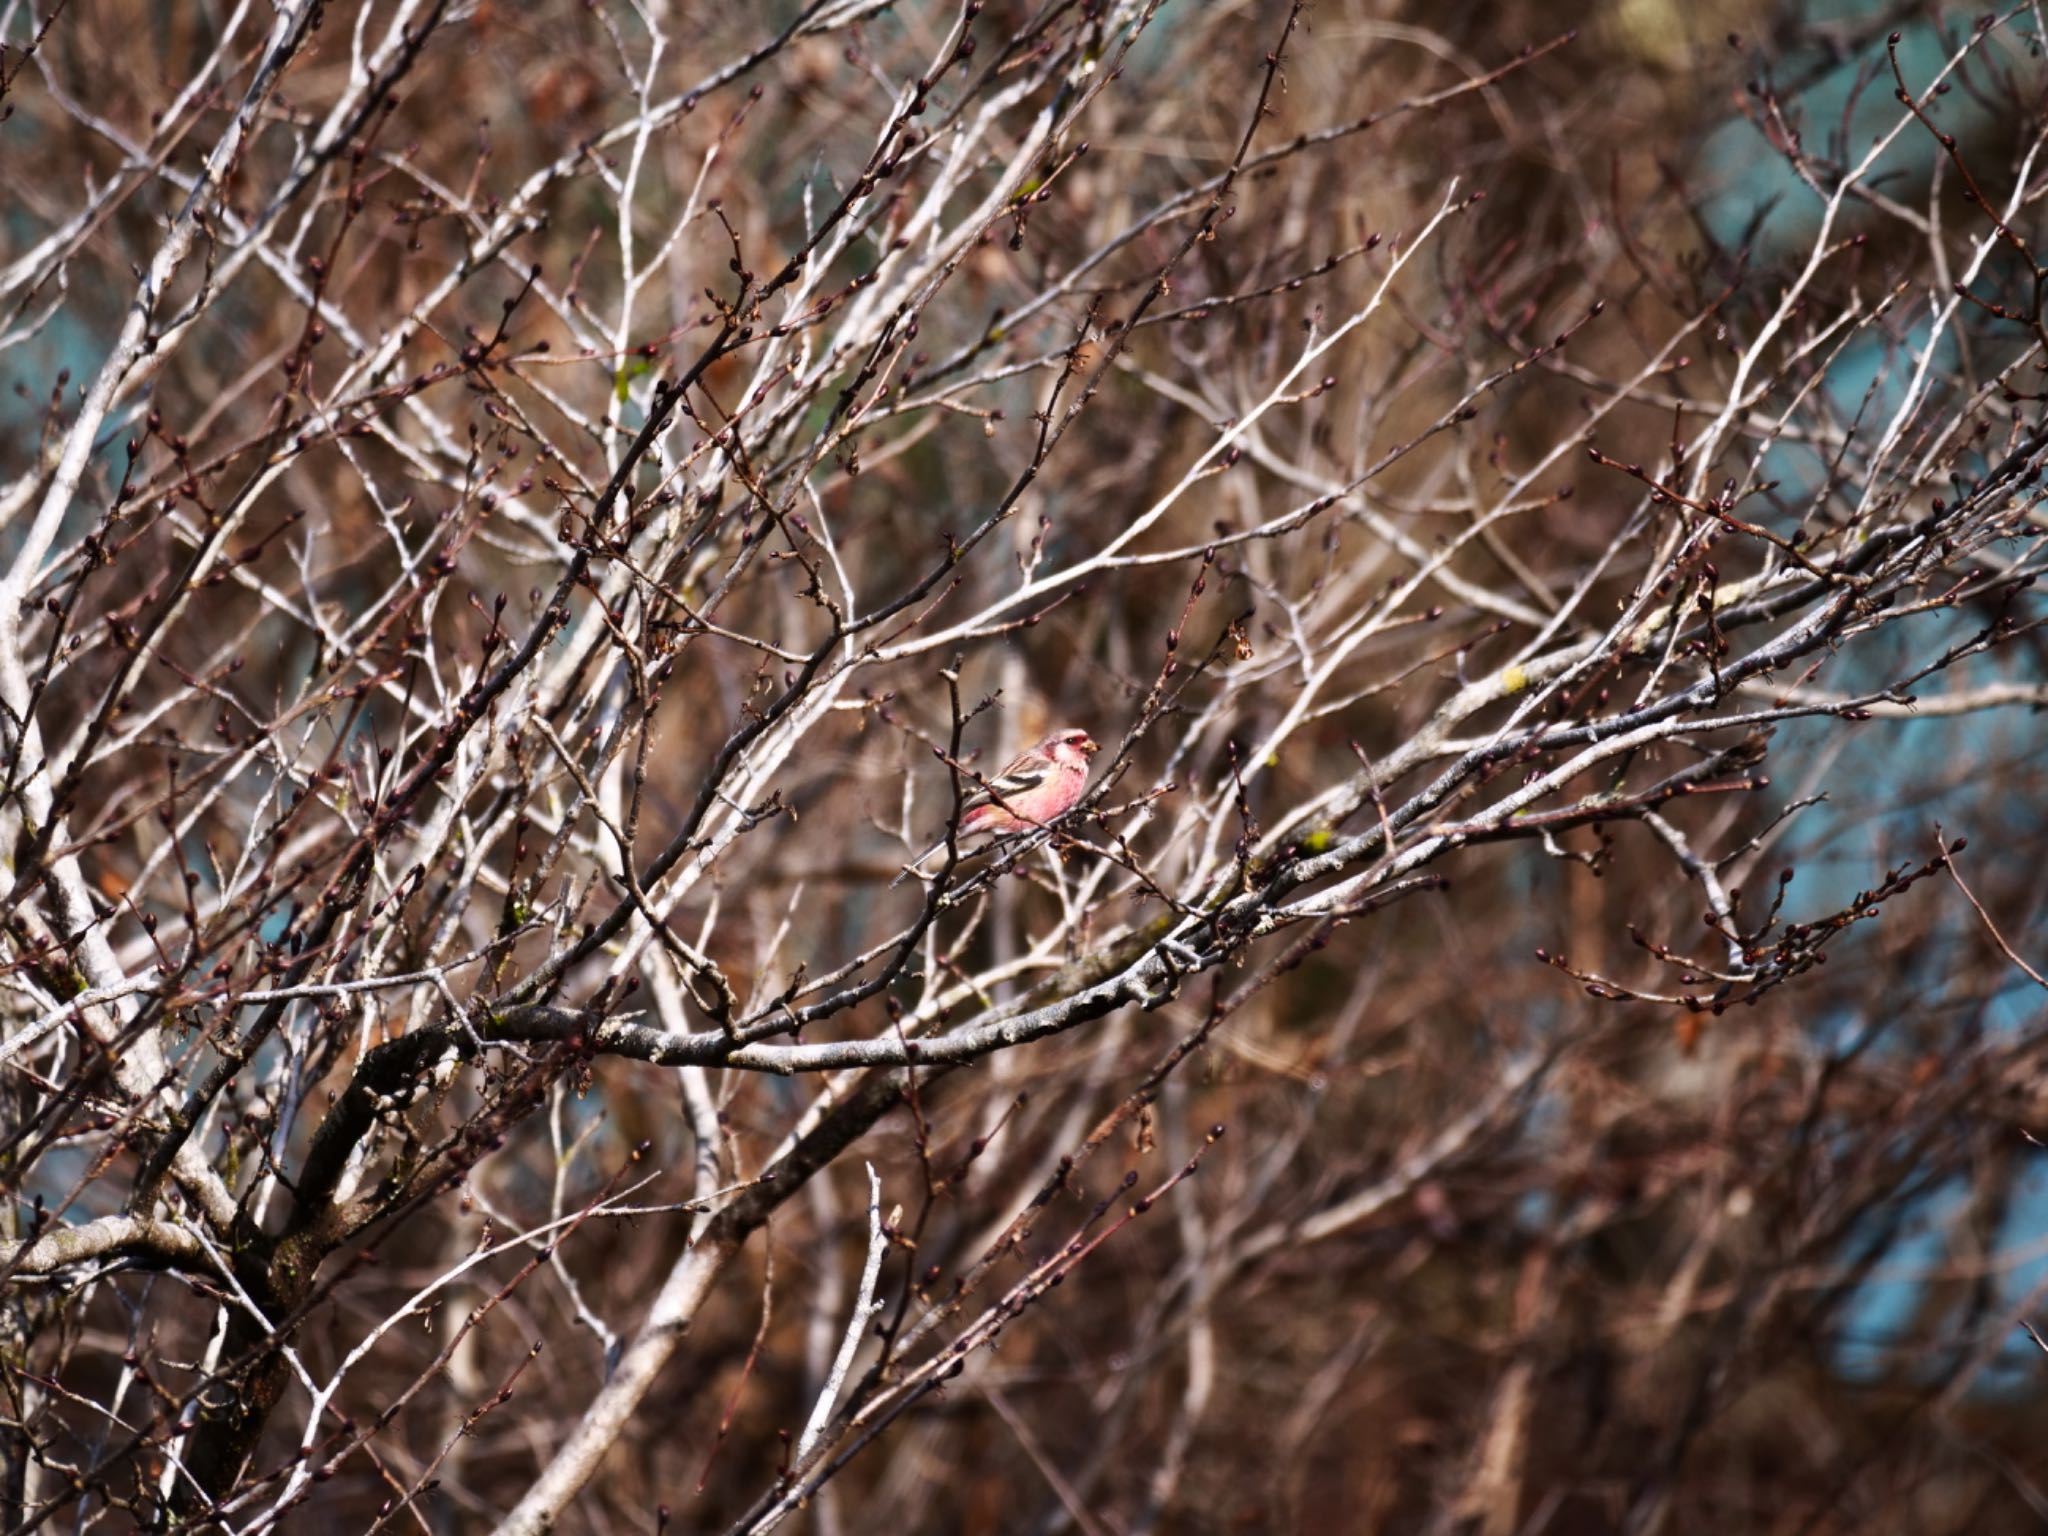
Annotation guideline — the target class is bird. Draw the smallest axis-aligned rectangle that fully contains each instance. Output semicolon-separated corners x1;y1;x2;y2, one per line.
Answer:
892;727;1101;886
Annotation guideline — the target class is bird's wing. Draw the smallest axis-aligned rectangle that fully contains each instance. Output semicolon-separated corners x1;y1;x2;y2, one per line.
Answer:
963;751;1052;809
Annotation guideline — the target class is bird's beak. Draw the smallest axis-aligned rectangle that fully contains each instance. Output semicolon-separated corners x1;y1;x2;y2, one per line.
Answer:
1081;736;1101;756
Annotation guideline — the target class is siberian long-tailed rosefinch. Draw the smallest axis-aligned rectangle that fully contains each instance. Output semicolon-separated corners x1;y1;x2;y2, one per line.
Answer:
893;727;1100;885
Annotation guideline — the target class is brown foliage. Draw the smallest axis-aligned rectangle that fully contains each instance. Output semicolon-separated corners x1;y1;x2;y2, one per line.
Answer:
4;2;2048;1532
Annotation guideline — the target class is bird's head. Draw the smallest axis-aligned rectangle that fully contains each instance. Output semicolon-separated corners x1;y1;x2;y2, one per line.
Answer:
1046;727;1100;764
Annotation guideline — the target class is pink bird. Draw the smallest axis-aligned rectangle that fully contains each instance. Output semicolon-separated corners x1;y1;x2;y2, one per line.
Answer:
894;727;1101;885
